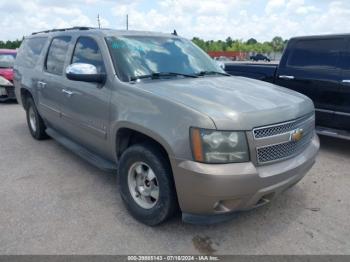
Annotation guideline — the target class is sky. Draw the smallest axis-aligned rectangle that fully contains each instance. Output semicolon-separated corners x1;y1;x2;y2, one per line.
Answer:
0;0;349;42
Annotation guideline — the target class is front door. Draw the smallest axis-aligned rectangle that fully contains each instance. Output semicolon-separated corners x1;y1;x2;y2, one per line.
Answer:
60;36;111;158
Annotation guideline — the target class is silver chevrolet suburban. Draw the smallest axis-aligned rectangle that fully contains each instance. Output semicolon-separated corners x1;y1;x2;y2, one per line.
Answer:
13;27;319;225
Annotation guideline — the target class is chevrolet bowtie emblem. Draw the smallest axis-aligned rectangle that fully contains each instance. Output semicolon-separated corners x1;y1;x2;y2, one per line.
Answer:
290;128;304;142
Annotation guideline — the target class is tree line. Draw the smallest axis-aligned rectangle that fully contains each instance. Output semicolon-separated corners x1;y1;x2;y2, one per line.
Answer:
0;39;22;49
192;36;287;53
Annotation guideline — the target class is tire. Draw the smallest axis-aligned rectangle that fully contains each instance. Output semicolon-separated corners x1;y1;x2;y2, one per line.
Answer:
118;143;178;226
25;97;48;140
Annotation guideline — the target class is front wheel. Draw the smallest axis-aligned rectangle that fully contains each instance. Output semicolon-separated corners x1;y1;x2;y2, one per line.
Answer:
118;143;178;226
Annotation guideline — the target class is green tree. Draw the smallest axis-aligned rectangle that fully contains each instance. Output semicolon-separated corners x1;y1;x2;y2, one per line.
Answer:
192;37;207;51
271;36;284;52
225;37;233;48
246;38;258;45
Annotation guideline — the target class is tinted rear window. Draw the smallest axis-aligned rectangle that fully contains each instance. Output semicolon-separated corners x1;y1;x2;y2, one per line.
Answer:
45;36;71;75
16;37;47;68
287;38;343;69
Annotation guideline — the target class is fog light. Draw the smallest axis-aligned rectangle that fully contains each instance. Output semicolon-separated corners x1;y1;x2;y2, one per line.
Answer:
214;199;241;213
0;87;7;96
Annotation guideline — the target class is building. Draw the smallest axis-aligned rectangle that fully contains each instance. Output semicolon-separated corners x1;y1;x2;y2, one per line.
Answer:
207;51;248;61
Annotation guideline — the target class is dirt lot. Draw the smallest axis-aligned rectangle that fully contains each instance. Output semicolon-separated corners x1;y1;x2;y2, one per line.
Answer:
0;102;349;255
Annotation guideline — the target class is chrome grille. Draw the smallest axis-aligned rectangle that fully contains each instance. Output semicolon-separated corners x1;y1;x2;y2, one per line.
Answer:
257;130;313;163
253;114;315;164
254;115;310;139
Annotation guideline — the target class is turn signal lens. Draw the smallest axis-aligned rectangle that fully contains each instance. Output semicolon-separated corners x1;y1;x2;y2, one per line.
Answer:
191;128;204;162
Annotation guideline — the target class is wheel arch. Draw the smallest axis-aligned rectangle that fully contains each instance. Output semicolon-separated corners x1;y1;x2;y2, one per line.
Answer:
114;123;175;164
20;88;34;110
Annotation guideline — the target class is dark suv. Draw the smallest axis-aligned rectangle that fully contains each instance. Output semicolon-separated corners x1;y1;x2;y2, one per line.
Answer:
225;34;350;139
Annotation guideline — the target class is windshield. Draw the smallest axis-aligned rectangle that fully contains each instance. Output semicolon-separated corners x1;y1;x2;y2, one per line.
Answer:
0;53;16;68
106;35;225;82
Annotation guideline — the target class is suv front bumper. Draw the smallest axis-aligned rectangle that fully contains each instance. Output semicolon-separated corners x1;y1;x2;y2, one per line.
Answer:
171;134;319;224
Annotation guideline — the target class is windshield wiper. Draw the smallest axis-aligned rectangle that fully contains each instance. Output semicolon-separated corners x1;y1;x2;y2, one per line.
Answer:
196;71;230;77
130;72;198;81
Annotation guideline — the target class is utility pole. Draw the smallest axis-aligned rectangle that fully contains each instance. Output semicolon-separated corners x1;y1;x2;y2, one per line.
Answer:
97;14;101;29
126;14;129;30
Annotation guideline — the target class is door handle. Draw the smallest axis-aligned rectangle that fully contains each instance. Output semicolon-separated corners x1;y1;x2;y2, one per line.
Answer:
62;89;74;97
342;80;350;84
279;75;295;80
37;81;47;89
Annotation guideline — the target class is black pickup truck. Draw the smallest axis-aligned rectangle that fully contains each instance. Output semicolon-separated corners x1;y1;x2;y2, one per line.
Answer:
225;34;350;140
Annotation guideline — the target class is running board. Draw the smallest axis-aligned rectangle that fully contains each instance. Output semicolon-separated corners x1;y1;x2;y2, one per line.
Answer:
316;126;350;140
46;128;118;172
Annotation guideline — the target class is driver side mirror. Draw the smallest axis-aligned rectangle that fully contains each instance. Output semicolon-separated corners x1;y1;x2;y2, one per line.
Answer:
66;63;106;83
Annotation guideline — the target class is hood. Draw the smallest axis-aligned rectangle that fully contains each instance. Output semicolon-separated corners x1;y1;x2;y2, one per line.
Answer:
0;68;13;81
137;76;314;130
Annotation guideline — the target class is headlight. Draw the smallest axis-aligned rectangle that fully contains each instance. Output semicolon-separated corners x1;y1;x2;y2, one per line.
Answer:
190;128;249;163
0;76;12;87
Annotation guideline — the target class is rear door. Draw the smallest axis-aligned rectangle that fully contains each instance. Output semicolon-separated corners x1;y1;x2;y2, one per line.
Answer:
39;36;72;128
60;36;111;158
276;37;344;129
338;37;350;131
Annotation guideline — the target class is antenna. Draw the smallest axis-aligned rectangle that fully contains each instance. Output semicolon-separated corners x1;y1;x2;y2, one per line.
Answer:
97;14;101;29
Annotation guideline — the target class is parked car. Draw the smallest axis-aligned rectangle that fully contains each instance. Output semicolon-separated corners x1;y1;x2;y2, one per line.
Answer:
14;27;319;225
225;34;350;140
250;53;271;62
214;56;232;61
0;49;16;101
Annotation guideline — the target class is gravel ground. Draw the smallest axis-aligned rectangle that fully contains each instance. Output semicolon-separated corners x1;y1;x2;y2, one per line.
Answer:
0;102;349;255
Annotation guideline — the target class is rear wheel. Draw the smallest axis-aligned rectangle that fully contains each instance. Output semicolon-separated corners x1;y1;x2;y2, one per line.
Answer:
118;143;178;226
25;97;48;140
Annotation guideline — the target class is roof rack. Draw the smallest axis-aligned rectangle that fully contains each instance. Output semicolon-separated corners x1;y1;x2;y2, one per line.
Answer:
31;26;95;35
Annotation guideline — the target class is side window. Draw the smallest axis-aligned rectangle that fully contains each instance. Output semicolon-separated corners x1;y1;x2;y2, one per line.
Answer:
45;36;71;75
71;37;105;73
287;38;343;69
16;37;48;68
